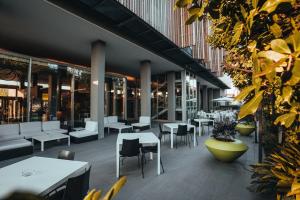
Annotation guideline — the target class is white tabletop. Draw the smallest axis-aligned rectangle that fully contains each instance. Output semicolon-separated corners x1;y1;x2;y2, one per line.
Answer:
194;118;214;123
117;132;159;144
0;156;89;198
32;133;69;142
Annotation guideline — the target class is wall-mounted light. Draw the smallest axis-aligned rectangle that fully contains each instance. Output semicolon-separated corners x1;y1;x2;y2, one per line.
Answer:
92;80;98;85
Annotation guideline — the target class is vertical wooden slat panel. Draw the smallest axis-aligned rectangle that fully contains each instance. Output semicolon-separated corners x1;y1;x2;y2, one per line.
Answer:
117;0;224;76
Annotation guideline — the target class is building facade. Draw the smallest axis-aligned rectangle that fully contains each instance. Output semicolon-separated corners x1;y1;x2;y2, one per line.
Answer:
0;0;229;137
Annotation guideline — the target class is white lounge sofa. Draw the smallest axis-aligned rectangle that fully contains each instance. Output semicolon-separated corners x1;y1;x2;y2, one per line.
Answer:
20;121;44;139
69;121;98;143
104;116;124;127
42;121;68;135
0;124;33;161
132;116;151;130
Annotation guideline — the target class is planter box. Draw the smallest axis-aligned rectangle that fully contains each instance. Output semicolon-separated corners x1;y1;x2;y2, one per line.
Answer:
205;138;248;162
235;124;255;136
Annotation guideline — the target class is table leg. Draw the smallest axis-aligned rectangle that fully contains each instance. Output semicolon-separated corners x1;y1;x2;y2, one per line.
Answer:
157;140;161;175
198;121;201;136
171;128;174;149
68;137;70;146
116;144;120;178
41;141;44;152
193;126;196;147
150;152;153;160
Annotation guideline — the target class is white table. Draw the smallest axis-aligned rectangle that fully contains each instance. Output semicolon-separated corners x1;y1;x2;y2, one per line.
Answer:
163;123;196;149
32;133;70;151
194;118;215;136
0;156;89;198
107;124;133;134
116;132;160;178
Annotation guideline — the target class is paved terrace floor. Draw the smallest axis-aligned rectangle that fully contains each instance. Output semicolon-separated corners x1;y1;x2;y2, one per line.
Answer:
0;125;270;200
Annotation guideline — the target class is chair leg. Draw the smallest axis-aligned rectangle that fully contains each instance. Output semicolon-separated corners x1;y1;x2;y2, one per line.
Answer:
176;135;178;149
141;155;144;178
160;158;165;173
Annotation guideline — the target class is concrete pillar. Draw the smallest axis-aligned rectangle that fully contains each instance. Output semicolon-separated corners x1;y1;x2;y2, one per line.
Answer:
197;82;201;111
202;85;208;112
181;71;187;122
140;60;151;117
208;88;214;112
167;72;175;121
91;41;105;139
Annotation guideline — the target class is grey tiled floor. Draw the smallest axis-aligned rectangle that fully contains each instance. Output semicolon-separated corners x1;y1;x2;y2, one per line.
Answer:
0;125;270;200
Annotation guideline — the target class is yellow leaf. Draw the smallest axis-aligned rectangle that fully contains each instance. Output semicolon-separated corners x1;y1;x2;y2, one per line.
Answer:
274;113;296;128
252;0;259;8
248;41;257;52
185;14;198;25
288;30;300;52
231;22;244;45
270;23;282;38
260;0;292;13
282;86;293;103
257;50;288;62
238;91;264;120
175;0;193;8
235;85;256;102
240;5;247;20
293;59;300;78
271;39;291;54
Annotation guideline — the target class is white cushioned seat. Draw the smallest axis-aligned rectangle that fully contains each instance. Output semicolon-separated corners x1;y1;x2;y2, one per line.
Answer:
20;122;44;139
0;124;22;142
0;139;32;151
132;116;151;129
42;121;68;134
69;130;98;138
69;121;98;139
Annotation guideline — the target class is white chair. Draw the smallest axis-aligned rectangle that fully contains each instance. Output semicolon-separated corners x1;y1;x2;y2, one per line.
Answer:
42;121;68;135
0;124;22;142
69;121;98;143
132;116;151;130
20;122;44;139
0;124;33;161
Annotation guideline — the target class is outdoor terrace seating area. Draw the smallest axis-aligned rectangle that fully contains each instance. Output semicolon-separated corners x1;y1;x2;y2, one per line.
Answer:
0;117;268;200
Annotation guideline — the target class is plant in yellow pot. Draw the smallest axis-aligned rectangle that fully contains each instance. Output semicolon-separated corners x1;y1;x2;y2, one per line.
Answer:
235;122;256;136
205;122;248;162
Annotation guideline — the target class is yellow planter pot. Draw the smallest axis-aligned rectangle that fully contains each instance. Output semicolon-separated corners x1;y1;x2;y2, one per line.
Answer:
235;124;255;136
205;138;248;162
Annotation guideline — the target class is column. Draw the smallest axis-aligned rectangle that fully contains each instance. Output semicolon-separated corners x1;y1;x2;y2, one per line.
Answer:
197;82;201;111
208;88;214;112
167;72;175;121
202;85;208;112
181;71;187;122
91;41;105;139
140;60;151;117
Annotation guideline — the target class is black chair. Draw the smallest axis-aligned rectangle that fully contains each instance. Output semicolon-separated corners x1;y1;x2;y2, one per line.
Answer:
159;123;170;142
175;125;190;148
141;132;165;174
62;166;91;200
119;139;144;178
47;166;91;200
58;150;75;160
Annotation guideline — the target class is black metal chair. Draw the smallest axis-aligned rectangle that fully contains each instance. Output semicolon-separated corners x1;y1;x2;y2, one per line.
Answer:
141;132;165;174
61;166;91;200
58;150;75;160
47;166;91;200
119;139;144;178
175;125;190;148
159;123;170;142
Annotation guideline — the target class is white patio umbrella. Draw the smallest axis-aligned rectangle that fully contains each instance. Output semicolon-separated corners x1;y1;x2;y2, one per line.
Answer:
212;97;234;102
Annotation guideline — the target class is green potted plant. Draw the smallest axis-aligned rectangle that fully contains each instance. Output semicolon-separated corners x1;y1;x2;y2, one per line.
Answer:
235;121;256;136
205;121;248;162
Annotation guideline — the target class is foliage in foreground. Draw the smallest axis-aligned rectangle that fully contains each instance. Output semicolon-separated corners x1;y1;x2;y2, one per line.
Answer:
175;0;300;142
175;0;300;199
250;143;300;200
